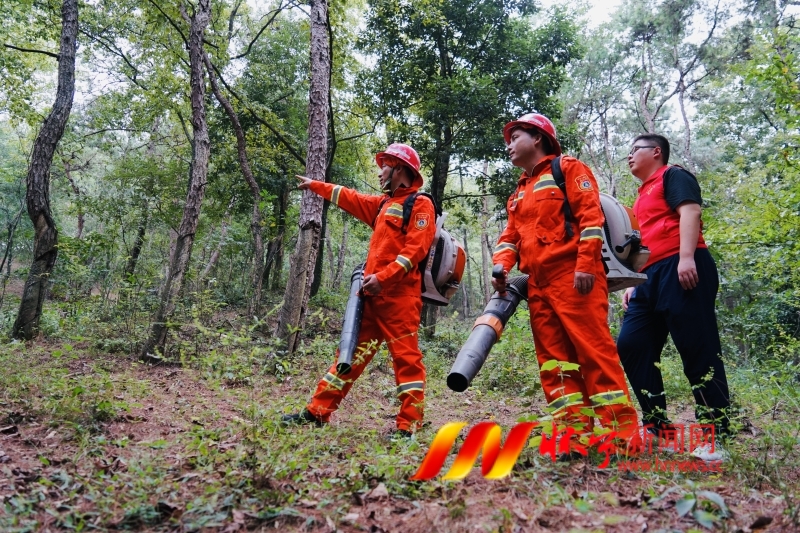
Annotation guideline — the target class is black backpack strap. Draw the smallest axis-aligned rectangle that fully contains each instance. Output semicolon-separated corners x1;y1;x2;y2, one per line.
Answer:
373;197;390;228
550;155;574;238
400;192;439;233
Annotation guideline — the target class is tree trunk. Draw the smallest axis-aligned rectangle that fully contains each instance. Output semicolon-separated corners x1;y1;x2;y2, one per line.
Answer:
267;185;290;291
263;237;278;289
140;0;211;360
325;220;335;286
430;123;452;208
461;228;471;316
332;215;347;290
421;303;437;339
1;207;25;311
421;122;452;337
12;0;78;340
480;193;492;303
599;112;617;197
61;158;84;238
311;11;337;299
124;204;149;279
274;0;330;352
677;79;696;172
310;199;330;297
200;196;235;281
204;54;265;314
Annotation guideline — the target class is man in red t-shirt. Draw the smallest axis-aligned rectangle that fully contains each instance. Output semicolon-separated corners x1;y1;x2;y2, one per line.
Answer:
617;134;731;451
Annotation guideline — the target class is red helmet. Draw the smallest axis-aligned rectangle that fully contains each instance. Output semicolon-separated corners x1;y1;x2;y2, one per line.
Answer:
503;113;562;156
375;143;424;187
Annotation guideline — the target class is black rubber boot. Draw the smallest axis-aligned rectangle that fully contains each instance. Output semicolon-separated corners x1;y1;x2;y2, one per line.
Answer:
281;409;323;427
557;451;586;462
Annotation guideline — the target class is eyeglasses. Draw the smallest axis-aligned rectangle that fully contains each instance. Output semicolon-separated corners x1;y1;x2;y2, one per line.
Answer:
629;145;658;156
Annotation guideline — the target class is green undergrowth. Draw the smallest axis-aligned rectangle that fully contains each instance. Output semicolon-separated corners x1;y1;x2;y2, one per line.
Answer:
0;309;798;531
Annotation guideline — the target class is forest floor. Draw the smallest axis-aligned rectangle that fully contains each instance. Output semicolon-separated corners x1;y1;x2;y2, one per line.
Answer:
0;303;798;532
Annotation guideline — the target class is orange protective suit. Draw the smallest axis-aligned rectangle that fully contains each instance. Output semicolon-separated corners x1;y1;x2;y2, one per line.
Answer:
493;155;640;443
304;180;436;431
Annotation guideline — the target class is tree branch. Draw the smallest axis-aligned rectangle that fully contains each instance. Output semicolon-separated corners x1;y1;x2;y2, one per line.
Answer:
148;0;188;46
337;120;380;143
78;29;147;89
209;61;305;166
231;1;289;59
227;0;243;43
441;192;495;202
3;43;59;59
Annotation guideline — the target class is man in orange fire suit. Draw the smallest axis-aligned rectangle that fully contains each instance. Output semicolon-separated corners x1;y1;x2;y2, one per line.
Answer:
492;114;641;450
282;143;436;439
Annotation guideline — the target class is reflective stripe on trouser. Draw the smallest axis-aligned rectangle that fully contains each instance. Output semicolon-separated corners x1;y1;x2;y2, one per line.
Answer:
529;272;640;440
307;295;425;431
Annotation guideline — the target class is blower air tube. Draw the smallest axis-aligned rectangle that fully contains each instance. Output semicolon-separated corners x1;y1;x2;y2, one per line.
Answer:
336;264;365;375
447;275;529;392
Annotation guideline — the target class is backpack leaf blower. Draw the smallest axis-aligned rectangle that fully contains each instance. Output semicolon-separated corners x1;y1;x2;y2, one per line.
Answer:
336;263;365;375
446;266;530;392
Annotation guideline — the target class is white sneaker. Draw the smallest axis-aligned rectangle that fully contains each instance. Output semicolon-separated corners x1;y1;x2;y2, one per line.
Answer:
691;442;727;462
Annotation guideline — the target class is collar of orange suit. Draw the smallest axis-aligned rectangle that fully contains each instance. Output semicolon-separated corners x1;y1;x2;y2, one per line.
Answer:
386;184;419;199
519;154;557;183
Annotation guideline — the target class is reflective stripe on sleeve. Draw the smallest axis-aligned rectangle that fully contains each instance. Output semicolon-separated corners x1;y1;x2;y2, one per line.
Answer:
579;227;604;241
493;242;518;255
331;186;343;206
395;255;413;272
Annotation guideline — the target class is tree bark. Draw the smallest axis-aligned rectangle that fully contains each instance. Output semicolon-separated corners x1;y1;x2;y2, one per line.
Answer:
274;0;330;352
12;0;78;340
140;0;211;360
204;53;265;314
311;10;337;299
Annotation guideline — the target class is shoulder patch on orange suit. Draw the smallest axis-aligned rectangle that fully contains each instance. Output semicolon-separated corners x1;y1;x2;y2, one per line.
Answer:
575;175;593;191
414;213;430;230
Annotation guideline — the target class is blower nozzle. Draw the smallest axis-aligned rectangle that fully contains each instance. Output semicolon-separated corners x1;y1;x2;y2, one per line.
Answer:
336;264;365;375
447;274;529;392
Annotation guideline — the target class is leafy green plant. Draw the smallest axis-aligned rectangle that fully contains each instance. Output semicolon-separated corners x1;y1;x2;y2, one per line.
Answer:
655;482;730;529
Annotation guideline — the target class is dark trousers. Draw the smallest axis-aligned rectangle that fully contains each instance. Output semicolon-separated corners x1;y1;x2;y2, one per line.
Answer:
617;248;730;432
